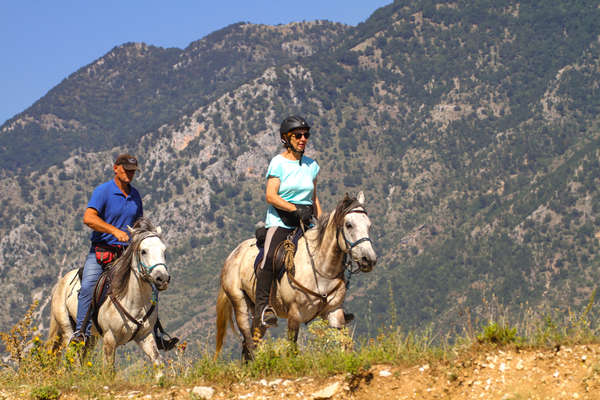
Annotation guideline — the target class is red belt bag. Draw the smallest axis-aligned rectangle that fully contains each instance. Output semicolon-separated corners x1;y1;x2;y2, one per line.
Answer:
94;244;123;269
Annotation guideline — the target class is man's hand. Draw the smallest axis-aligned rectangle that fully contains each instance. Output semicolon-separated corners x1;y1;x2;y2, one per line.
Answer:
112;229;130;242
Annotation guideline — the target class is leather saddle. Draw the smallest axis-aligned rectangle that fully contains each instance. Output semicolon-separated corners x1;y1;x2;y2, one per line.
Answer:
253;227;303;280
76;267;113;335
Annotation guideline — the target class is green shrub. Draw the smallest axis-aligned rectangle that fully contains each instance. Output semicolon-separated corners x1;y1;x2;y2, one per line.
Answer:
477;322;519;345
30;385;60;400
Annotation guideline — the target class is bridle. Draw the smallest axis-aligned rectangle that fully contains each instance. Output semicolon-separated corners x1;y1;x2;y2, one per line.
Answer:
134;233;169;282
339;208;372;257
109;231;168;341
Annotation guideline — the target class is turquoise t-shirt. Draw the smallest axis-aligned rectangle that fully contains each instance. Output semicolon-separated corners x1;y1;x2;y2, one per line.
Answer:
265;154;320;228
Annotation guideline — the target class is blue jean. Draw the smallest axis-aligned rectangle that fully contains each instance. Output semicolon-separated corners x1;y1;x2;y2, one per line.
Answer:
75;249;103;336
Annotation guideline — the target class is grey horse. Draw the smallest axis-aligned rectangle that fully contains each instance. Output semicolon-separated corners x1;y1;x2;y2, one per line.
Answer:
48;217;170;372
216;192;377;360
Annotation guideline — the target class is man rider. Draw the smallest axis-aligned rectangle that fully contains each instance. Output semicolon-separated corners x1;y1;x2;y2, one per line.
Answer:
70;154;178;351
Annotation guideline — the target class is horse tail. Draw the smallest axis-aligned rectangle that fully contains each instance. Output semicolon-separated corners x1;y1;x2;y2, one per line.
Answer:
215;285;232;359
47;311;61;351
47;281;64;352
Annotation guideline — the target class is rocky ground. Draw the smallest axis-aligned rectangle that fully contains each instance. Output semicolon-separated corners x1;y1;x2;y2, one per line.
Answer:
4;344;600;399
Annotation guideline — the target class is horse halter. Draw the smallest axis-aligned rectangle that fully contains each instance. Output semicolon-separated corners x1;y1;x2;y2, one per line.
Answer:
134;233;168;280
133;233;169;306
339;208;372;253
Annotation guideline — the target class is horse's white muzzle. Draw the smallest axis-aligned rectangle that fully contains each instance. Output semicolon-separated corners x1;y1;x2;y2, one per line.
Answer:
354;244;377;272
152;268;170;291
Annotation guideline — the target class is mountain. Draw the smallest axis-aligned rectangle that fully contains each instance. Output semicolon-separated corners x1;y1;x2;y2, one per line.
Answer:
1;0;600;350
0;21;349;174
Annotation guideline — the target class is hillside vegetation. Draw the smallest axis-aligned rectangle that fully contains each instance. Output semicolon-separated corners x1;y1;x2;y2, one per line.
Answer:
0;0;600;352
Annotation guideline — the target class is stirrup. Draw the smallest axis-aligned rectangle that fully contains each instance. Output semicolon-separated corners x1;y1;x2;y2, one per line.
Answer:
68;330;87;346
155;332;179;351
261;306;278;327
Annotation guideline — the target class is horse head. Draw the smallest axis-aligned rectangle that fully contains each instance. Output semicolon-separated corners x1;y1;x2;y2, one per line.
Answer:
336;191;377;272
128;219;170;291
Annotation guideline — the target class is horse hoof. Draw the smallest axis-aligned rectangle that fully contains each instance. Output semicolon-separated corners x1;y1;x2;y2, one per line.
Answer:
344;312;354;323
242;348;254;362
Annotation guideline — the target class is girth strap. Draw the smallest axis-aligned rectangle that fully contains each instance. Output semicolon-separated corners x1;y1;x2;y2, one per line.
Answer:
286;272;344;305
109;293;156;341
285;269;344;323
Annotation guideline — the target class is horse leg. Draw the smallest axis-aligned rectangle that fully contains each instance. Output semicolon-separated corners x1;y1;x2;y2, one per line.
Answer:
102;332;117;374
81;334;98;361
137;333;164;379
286;318;300;355
231;291;256;360
327;309;353;351
286;317;299;342
47;312;63;352
327;308;346;329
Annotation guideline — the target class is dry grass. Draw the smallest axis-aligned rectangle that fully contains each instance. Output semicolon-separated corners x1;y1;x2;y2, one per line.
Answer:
2;293;600;399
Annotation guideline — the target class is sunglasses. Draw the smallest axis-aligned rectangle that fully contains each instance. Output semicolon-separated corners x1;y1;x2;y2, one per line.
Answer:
291;132;310;139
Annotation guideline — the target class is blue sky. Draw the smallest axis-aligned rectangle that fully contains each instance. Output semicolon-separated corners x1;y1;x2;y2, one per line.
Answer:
0;0;391;125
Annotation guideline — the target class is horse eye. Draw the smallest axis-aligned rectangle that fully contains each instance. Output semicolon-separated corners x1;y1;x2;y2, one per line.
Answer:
141;250;147;255
345;222;353;229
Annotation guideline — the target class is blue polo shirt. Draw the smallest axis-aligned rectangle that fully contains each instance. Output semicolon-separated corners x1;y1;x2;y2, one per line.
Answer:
87;179;143;246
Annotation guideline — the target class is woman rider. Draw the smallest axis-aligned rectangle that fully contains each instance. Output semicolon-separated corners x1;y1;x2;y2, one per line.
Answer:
253;115;322;330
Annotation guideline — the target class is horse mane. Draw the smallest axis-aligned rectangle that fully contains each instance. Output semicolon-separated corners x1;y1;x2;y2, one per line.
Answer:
111;217;161;299
314;193;363;249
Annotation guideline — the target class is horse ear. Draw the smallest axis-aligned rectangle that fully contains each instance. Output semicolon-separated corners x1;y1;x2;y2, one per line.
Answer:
357;191;365;205
156;226;162;235
127;225;134;233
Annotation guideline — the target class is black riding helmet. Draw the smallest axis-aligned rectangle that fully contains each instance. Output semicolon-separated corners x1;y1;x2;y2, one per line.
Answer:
280;115;310;143
280;116;311;162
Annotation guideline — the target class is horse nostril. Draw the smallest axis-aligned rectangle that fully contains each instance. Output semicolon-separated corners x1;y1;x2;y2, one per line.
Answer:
167;276;171;283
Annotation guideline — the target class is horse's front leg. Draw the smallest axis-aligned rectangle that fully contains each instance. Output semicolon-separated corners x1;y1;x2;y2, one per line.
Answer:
102;332;117;374
83;334;98;359
326;308;353;351
137;331;162;364
137;331;164;379
326;308;346;329
287;318;300;343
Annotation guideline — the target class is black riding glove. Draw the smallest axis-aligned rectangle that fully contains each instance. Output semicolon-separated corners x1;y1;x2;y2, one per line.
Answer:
294;204;313;226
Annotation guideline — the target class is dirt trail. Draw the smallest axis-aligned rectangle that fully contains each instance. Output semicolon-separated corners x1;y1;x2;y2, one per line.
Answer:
211;344;600;399
4;344;600;399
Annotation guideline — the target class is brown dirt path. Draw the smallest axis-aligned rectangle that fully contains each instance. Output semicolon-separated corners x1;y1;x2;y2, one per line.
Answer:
5;344;600;399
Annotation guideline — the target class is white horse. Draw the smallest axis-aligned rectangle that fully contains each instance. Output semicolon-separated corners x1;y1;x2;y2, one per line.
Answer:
48;217;170;369
216;192;377;360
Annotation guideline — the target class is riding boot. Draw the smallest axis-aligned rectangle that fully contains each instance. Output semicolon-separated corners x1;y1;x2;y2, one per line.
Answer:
70;301;93;346
254;267;278;331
